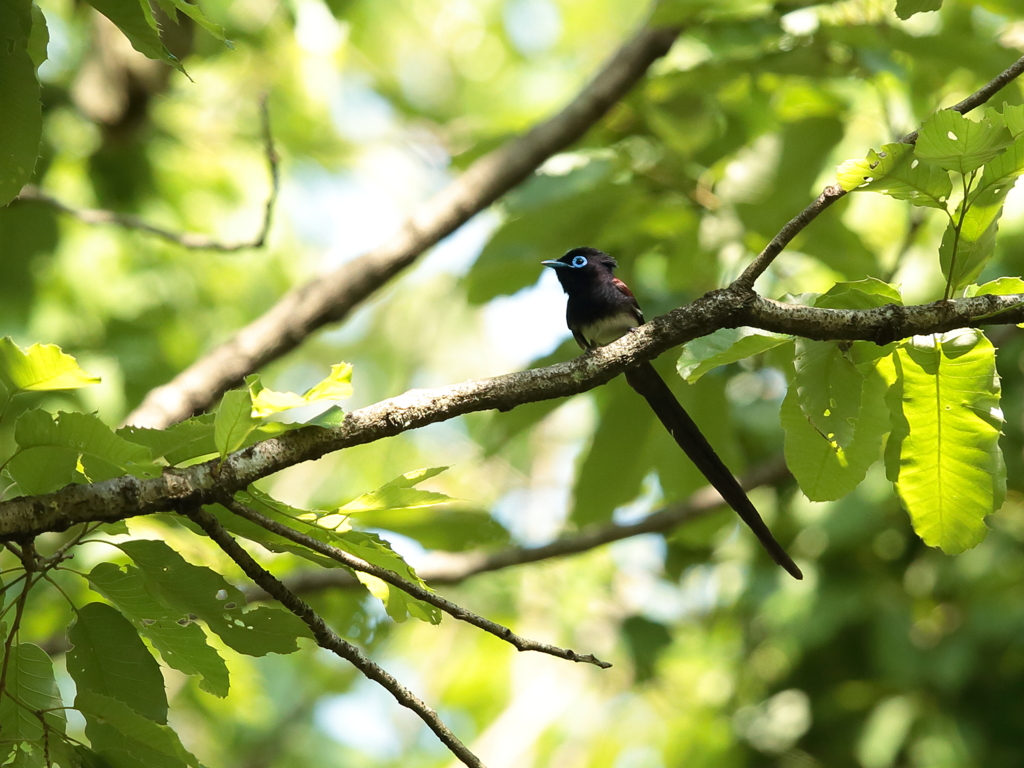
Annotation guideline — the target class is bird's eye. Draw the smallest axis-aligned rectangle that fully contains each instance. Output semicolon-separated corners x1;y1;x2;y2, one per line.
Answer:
571;255;587;268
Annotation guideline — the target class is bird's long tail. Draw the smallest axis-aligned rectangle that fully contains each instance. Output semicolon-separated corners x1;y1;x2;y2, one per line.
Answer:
625;361;803;580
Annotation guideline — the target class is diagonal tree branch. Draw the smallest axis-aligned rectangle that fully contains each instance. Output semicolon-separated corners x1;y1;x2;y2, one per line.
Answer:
15;96;280;252
221;497;611;668
124;23;682;429
184;506;487;768
3;289;1024;542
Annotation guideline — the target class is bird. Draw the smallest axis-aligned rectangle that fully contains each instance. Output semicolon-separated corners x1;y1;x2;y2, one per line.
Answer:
542;247;802;579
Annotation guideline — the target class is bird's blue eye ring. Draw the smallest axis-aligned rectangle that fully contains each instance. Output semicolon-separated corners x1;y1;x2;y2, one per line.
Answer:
571;255;587;268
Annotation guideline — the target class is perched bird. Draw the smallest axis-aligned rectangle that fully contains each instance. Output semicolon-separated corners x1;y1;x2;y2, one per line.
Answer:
542;247;802;579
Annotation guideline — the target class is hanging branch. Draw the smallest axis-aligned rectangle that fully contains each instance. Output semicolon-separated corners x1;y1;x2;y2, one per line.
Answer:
184;507;487;768
221;497;611;668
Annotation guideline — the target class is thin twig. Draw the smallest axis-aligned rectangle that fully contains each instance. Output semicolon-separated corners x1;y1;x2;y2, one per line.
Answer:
731;52;1024;291
15;95;279;252
183;507;487;768
221;497;612;668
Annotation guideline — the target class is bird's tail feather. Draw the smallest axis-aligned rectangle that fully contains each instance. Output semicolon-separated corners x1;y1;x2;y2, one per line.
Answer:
625;361;802;580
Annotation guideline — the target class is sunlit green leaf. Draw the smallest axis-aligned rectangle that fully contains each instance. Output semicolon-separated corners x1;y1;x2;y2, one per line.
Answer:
814;278;904;309
83;0;181;70
677;328;791;382
0;337;100;392
10;409;159;492
26;4;47;69
1004;104;1024;138
968;276;1024;297
76;691;199;768
885;331;1004;553
87;562;231;698
0;22;41;206
118;539;313;656
0;643;64;746
249;363;353;418
793;340;863;450
339;466;452;513
214;388;258;460
836;143;951;209
67;602;168;724
152;0;229;43
895;0;942;19
782;353;890;502
117;414;217;466
916;109;1012;175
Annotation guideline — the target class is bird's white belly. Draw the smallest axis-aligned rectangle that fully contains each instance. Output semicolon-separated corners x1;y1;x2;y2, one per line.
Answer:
580;312;640;346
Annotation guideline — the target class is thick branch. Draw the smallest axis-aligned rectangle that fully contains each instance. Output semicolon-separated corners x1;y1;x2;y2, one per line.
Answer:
222;498;610;668
732;52;1024;291
3;290;1023;542
125;24;682;429
184;507;485;768
16;96;279;251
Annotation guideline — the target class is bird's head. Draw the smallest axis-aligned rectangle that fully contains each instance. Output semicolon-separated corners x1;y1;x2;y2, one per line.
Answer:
541;247;617;291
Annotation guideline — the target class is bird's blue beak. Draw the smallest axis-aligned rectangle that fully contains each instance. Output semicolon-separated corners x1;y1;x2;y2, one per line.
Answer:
541;260;568;269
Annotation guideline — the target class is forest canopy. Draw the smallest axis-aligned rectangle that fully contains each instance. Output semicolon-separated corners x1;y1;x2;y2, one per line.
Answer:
3;0;1024;766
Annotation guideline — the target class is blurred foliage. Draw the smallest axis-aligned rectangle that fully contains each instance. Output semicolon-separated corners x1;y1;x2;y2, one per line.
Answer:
3;0;1024;766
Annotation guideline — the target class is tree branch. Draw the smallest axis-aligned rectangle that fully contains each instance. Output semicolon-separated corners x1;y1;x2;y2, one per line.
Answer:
15;95;280;252
731;52;1024;291
244;456;792;600
221;497;611;668
124;23;683;429
184;507;486;768
3;289;1023;542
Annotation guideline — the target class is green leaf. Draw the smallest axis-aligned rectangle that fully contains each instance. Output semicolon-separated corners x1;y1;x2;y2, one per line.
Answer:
8;410;160;495
249;363;353;418
350;507;509;552
885;331;1004;553
339;467;453;513
782;353;890;502
214;388;258;460
117;539;313;656
87;562;230;698
0;42;41;206
916;109;1012;175
973;134;1024;194
814;278;904;309
5;443;79;495
793;340;864;450
67;602;168;724
235;489;442;623
939;193;1004;295
0;337;101;392
306;405;346;428
76;691;199;768
152;0;229;42
117;414;217;466
895;0;942;19
1003;104;1024;138
82;0;181;71
969;276;1024;297
650;0;772;25
676;328;791;383
0;643;65;745
836;143;951;209
27;4;48;69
